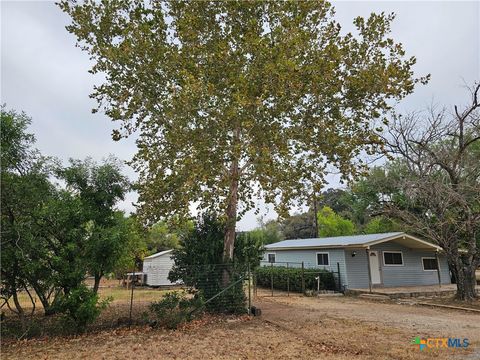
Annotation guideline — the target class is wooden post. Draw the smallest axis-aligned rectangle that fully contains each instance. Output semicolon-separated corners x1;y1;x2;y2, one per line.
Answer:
435;251;442;288
301;262;305;295
313;192;318;237
366;249;372;293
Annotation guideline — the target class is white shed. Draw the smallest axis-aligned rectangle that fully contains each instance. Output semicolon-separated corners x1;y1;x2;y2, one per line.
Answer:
142;249;176;286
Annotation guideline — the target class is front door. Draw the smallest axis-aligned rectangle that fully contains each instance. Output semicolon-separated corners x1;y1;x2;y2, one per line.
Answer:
369;251;381;285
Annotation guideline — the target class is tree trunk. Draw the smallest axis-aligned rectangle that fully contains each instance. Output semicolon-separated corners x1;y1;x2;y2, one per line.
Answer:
223;163;239;262
222;137;240;286
93;272;102;294
453;260;478;301
223;127;240;263
30;283;55;315
11;290;27;332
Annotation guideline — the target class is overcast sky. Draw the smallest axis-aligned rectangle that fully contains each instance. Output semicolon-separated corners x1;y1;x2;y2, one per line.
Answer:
2;1;479;230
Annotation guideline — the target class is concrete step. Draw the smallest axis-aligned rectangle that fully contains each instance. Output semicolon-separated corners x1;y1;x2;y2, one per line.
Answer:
358;293;391;300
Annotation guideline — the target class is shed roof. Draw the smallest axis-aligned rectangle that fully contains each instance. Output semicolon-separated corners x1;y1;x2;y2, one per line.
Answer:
264;232;441;251
144;249;174;260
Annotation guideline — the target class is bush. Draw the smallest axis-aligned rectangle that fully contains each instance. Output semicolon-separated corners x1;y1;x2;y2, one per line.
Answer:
149;291;204;329
55;285;109;332
169;214;259;314
255;266;336;292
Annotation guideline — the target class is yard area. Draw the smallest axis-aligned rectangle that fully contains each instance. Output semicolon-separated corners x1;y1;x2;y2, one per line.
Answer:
2;291;479;359
1;284;169;339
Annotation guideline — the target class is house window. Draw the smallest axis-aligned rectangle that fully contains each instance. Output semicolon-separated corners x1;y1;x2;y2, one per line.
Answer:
267;253;276;263
422;257;438;271
383;251;403;266
316;252;329;266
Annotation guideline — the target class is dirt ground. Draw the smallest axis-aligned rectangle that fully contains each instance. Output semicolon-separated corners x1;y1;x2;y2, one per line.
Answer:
2;294;479;360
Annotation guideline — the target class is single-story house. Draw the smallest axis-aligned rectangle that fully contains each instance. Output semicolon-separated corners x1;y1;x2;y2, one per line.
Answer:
142;249;177;287
263;232;451;290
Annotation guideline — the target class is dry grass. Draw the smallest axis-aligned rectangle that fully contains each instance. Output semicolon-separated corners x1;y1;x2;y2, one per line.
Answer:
3;286;169;312
0;286;171;339
3;292;479;359
421;295;480;311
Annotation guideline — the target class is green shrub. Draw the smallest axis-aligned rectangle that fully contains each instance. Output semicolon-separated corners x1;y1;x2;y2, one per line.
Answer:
169;214;257;314
255;266;335;292
149;291;204;329
55;285;109;332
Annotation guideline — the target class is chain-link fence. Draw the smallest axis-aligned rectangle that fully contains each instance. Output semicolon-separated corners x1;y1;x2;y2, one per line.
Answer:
2;260;341;337
253;261;342;297
125;263;254;327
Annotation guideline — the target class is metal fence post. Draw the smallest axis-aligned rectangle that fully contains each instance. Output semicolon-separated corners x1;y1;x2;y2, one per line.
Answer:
129;269;135;327
248;264;252;314
337;262;341;292
271;262;274;297
301;262;305;295
287;262;290;297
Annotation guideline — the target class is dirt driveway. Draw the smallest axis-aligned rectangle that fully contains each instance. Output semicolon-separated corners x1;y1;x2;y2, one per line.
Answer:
256;294;480;359
2;295;479;360
257;294;480;338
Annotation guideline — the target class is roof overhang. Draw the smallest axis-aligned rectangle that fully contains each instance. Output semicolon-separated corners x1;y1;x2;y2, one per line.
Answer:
144;249;174;260
265;244;368;251
265;233;442;252
365;233;442;251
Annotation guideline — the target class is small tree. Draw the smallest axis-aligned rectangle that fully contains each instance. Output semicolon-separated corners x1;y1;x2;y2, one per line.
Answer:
169;214;261;313
59;157;131;293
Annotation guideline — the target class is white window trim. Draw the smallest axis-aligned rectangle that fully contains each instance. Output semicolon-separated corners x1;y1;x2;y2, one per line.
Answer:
422;257;438;271
382;251;404;266
316;252;330;266
267;253;276;263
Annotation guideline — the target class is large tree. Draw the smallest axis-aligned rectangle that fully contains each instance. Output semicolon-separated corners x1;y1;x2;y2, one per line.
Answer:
1;107;50;325
61;1;427;263
1;108;87;317
381;84;480;300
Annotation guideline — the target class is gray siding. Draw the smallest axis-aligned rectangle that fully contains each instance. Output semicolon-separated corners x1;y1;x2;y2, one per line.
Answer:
265;240;452;289
344;248;370;289
344;242;450;289
262;249;348;287
369;241;450;287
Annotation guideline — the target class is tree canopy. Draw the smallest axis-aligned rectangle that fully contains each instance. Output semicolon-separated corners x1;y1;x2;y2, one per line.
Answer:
379;84;480;300
1;106;137;330
317;206;356;237
60;0;428;261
